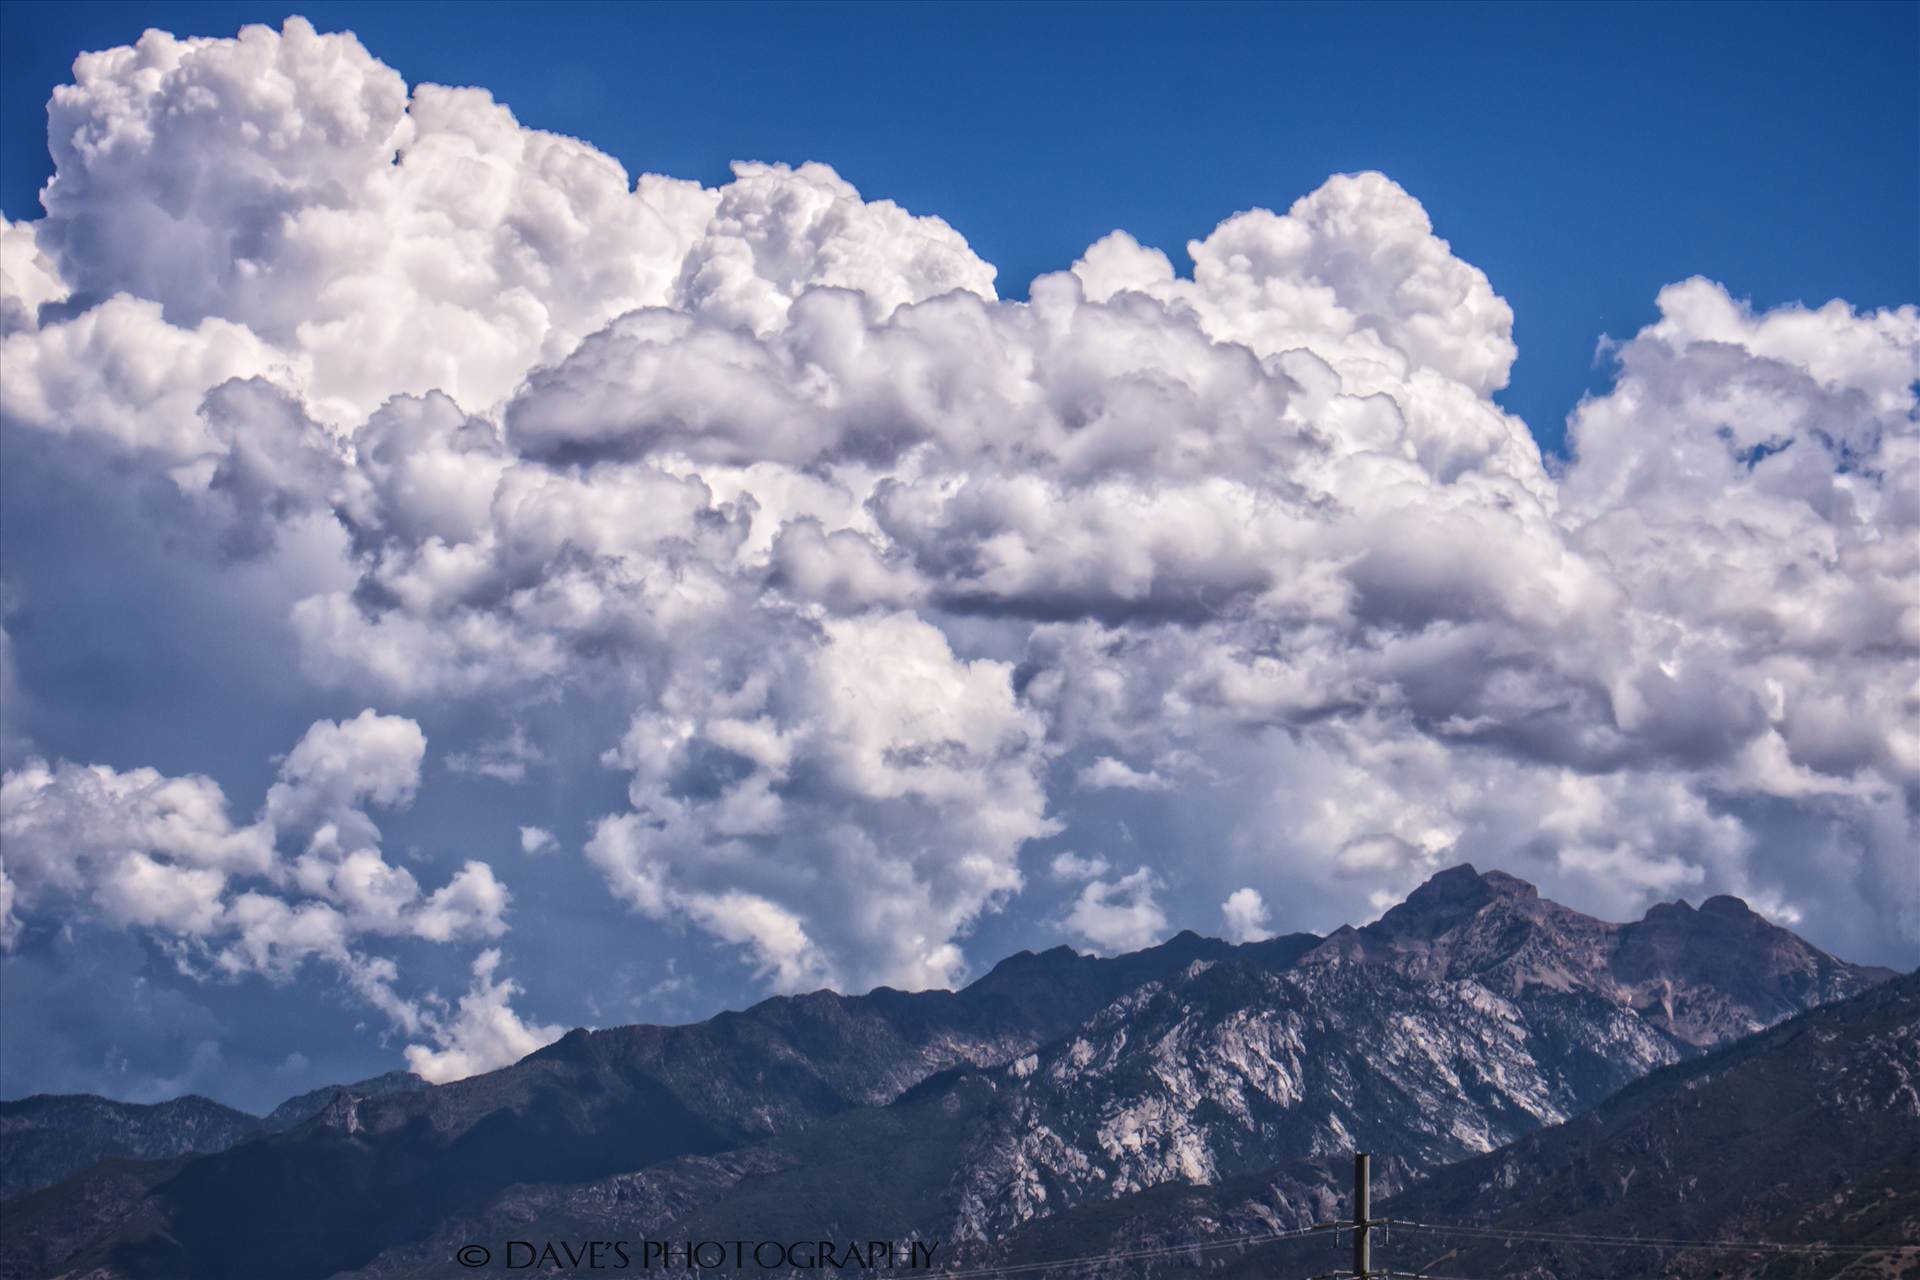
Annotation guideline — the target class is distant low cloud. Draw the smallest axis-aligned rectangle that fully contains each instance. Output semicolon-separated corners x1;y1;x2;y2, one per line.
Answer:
1062;868;1168;954
447;727;547;784
0;16;1913;1095
1049;852;1113;882
1221;888;1274;944
0;712;537;1079
402;948;565;1083
1075;757;1169;792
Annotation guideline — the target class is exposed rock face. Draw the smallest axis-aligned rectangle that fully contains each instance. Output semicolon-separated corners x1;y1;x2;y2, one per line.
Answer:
261;1071;429;1132
1609;892;1878;1046
865;972;1920;1280
0;866;1895;1280
1311;865;1880;1038
1383;970;1920;1279
926;862;1889;1240
941;959;1667;1238
338;868;1894;1272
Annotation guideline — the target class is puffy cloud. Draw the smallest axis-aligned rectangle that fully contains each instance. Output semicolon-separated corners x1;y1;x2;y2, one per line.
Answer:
0;757;275;890
0;296;290;461
28;20;992;430
1220;888;1273;944
0;864;19;951
264;708;427;846
676;160;996;335
3;13;1916;1046
518;825;558;856
410;861;512;943
1075;756;1168;792
403;948;564;1083
0;217;68;334
36;19;700;421
1074;172;1518;399
678;890;833;994
1048;852;1113;882
1062;868;1168;954
0;713;515;1038
93;852;229;937
586;610;1053;992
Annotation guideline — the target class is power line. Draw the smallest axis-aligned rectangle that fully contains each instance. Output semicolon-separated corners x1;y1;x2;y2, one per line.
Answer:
1305;1270;1502;1280
1389;1219;1911;1257
927;1220;1335;1279
922;1152;1916;1280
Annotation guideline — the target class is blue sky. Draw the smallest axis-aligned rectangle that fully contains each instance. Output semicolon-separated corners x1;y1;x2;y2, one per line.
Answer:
0;4;1915;1113
4;1;1915;454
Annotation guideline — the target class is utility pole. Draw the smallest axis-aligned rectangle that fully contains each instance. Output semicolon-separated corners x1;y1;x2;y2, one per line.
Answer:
1352;1151;1373;1279
1302;1153;1379;1280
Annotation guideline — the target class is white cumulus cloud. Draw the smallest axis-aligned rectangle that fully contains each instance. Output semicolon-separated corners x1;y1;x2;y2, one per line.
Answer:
1221;888;1274;944
1062;868;1168;954
0;713;530;1053
403;948;565;1083
0;14;1913;1042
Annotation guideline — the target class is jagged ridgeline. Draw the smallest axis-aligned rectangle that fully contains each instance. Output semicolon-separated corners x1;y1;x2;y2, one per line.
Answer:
0;1071;428;1201
0;867;1900;1280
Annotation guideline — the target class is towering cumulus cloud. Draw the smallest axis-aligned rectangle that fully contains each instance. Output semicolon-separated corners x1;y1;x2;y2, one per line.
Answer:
1;19;1914;1081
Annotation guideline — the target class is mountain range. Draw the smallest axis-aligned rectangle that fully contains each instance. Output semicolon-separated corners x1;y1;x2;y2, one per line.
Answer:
851;968;1920;1280
1384;966;1920;1278
0;864;1902;1280
0;1071;428;1202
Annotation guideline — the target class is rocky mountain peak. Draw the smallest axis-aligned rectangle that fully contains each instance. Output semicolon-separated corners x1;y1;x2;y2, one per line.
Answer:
1639;894;1763;925
1367;863;1541;939
1698;893;1759;919
1405;859;1495;900
1478;868;1541;899
1289;865;1881;1038
1611;886;1891;1047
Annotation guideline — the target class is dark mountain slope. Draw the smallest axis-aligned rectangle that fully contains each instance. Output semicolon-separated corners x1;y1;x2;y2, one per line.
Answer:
1381;968;1920;1279
0;1159;188;1280
0;1095;260;1201
0;928;1275;1280
325;874;1898;1277
0;1071;431;1202
2;867;1896;1280
488;968;1910;1280
975;972;1920;1280
286;1070;1358;1280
